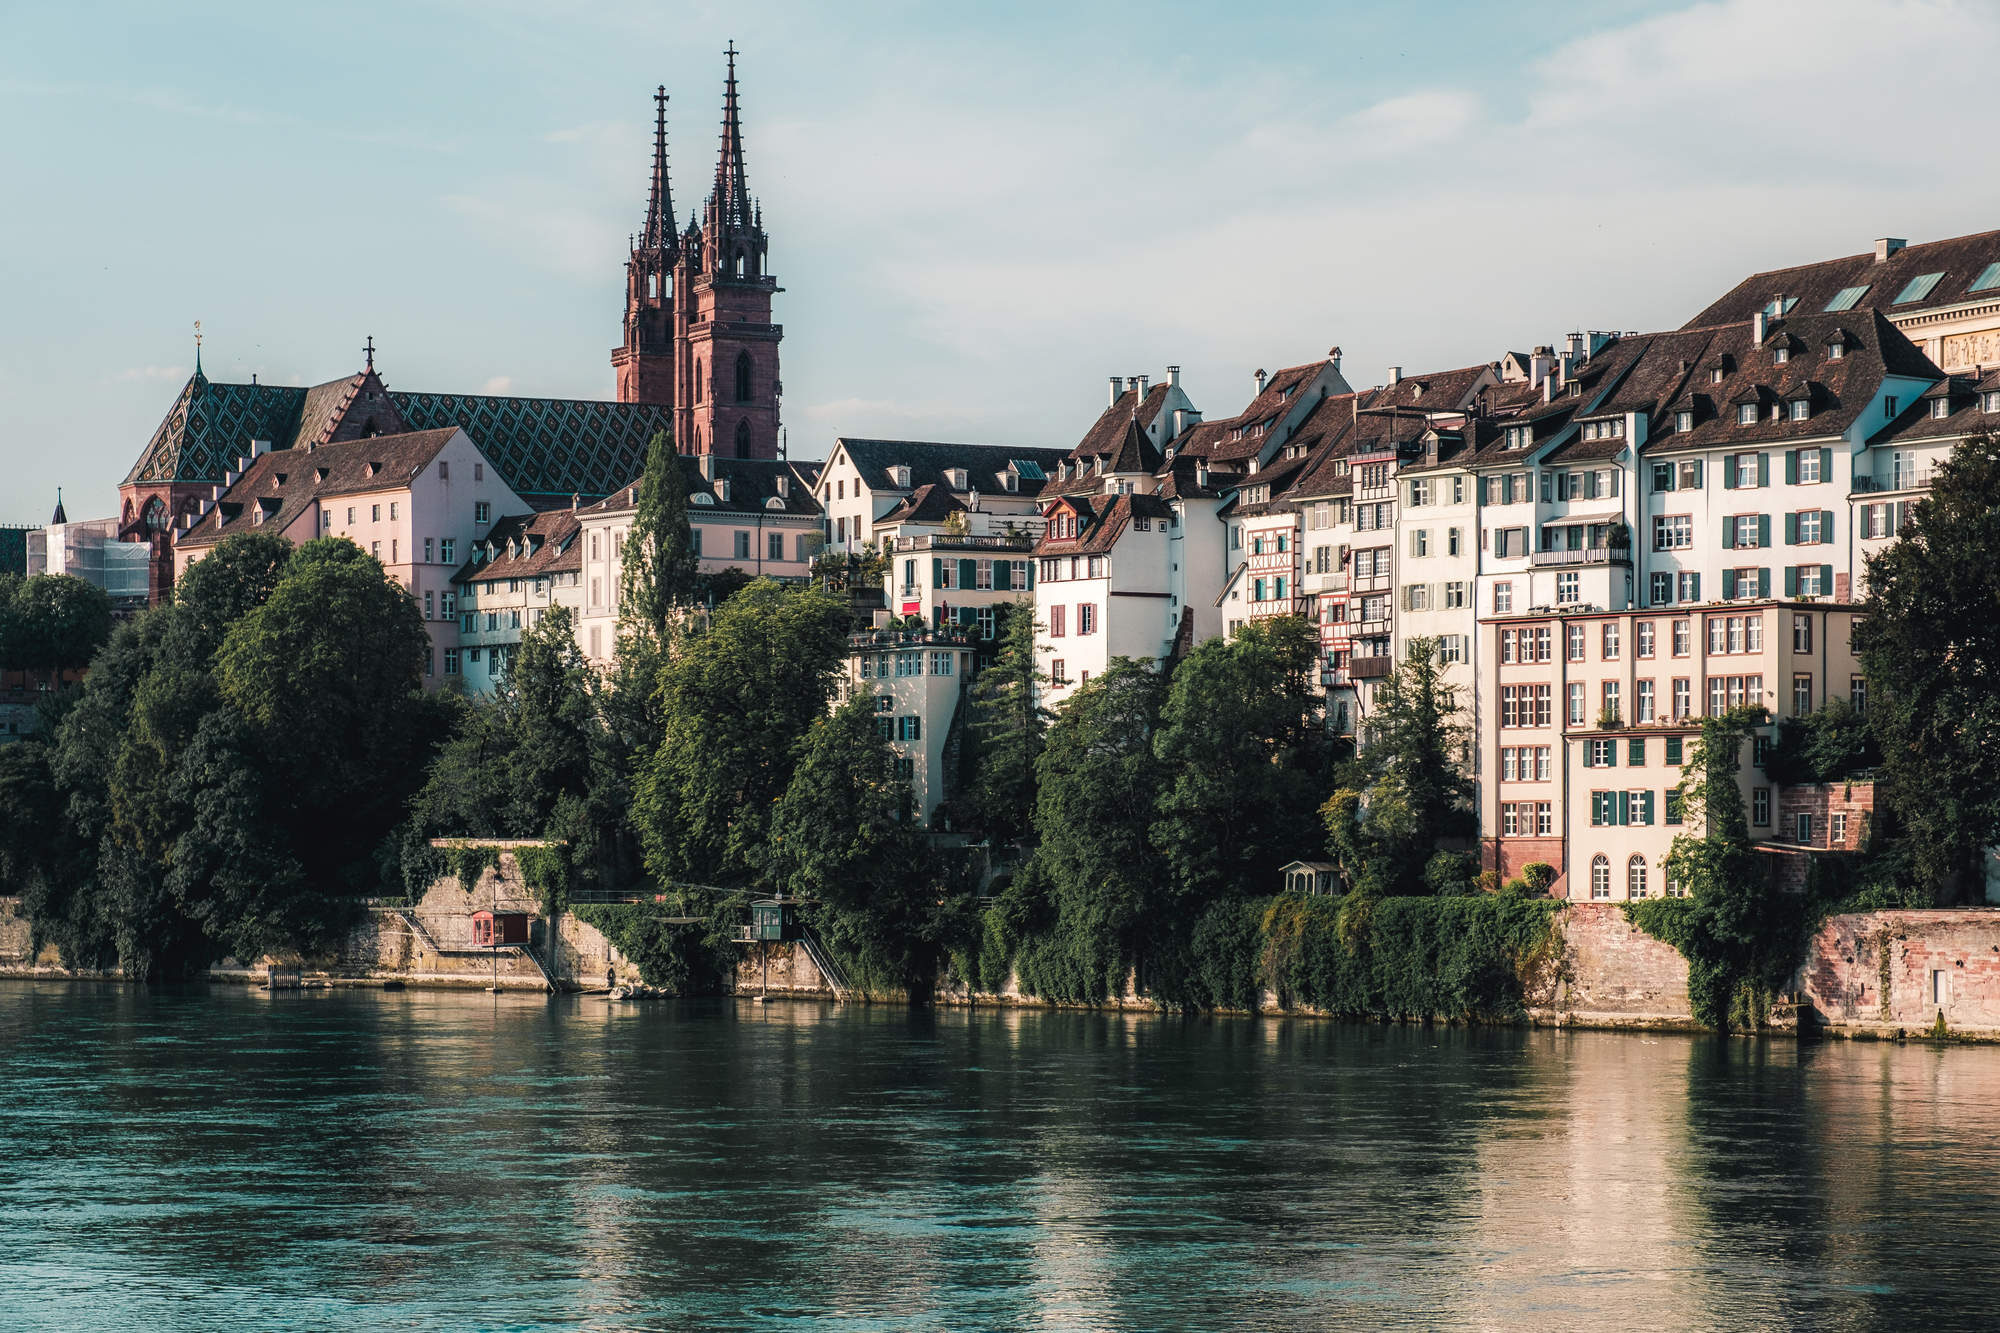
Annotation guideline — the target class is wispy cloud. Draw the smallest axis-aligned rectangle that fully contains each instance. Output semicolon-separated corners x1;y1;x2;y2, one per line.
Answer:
113;365;188;382
483;376;515;394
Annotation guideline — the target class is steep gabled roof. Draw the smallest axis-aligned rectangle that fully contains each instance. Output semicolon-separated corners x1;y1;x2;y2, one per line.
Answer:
177;427;463;550
877;482;969;525
1033;492;1172;557
834;438;1068;499
584;455;821;519
451;508;583;585
1873;366;2000;445
1687;230;2000;329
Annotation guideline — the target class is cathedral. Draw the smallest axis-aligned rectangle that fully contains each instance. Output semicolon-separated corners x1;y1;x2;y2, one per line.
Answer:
118;48;783;603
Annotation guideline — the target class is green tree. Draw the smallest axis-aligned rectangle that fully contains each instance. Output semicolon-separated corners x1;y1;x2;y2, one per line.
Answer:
2;574;113;686
632;579;848;886
768;696;957;998
958;602;1046;846
1152;617;1334;907
618;430;698;639
1321;637;1473;895
1762;697;1877;787
1854;428;2000;902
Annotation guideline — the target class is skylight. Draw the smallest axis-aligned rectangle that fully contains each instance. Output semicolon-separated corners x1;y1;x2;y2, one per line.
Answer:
1009;459;1046;480
1970;261;2000;293
1893;272;1945;304
1762;296;1800;316
1824;285;1871;312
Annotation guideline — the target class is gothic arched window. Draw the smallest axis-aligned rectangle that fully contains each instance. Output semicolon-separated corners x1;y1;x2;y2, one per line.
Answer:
734;419;752;458
735;352;753;403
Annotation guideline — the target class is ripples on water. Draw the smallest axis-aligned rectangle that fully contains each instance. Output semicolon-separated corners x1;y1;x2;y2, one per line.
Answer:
1;982;1998;1330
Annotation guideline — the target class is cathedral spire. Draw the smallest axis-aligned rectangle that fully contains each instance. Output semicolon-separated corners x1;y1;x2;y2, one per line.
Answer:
640;85;676;254
712;42;752;233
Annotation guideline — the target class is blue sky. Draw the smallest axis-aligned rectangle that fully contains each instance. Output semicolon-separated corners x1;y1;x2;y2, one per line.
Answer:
5;0;1999;525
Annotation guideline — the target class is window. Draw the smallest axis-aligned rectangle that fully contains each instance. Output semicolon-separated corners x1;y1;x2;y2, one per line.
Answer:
1738;402;1759;426
1568;682;1586;725
1533;627;1552;662
1793;564;1827;597
1750;788;1770;825
1629;857;1649;900
1666;735;1684;766
1411;529;1429;557
1792;811;1814;844
1602;680;1621;724
1077;603;1097;635
897;716;922;742
1793;673;1813;717
1795;510;1824;544
423;591;434;619
1735;454;1761;488
1049;605;1066;637
1650;572;1674;605
769;532;784;561
1894;272;1945;304
1673;678;1692;718
930;651;954;676
1051;659;1067;686
1851;675;1868;713
1636;622;1655;658
1448;528;1462;556
1404;584;1429;612
1654;515;1693;550
1444;581;1467;608
1602;623;1621;659
1591;856;1611;900
1493;582;1513;614
1972;260;2000;293
1933;397;1952;420
977;606;995;640
1823;284;1870;312
1556;572;1579;604
443;648;460;675
1832;813;1848;845
1828;340;1845;360
1637;679;1656;722
1677;572;1701;603
474;502;491;524
1567;624;1586;661
1588;738;1617;767
1797;450;1822;484
1788;398;1810;421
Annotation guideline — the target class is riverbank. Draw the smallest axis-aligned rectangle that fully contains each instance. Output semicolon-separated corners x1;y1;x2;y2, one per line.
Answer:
8;864;2000;1039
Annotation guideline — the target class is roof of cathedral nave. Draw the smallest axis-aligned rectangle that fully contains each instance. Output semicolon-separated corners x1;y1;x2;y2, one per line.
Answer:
129;364;672;504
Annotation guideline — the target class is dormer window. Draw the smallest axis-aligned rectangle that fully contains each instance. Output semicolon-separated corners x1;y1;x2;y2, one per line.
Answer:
1710;368;1725;384
1774;346;1790;365
1827;339;1846;360
890;465;911;488
1985;392;2000;414
765;496;785;509
716;479;731;502
1505;425;1530;449
1675;411;1694;433
692;493;716;506
946;468;969;490
1932;397;1951;420
775;474;789;497
1738;402;1759;426
1790;398;1811;421
1001;470;1018;493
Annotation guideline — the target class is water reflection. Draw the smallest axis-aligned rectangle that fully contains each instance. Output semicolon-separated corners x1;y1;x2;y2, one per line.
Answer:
2;983;1999;1330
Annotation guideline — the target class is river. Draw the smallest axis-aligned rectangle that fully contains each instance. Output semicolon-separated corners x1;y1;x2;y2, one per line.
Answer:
1;981;1997;1330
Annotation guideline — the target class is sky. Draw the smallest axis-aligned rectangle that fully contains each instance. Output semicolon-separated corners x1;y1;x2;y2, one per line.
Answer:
4;0;1999;526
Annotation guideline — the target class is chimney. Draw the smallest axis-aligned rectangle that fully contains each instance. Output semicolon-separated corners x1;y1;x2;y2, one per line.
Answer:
1565;332;1585;359
1254;368;1268;394
1109;376;1123;407
1328;345;1343;371
1167;365;1181;388
570;493;580;511
698;454;716;481
1530;346;1555;387
1136;374;1150;398
1127;376;1140;398
251;439;272;458
1752;310;1768;344
1386;366;1402;386
1875;237;1906;263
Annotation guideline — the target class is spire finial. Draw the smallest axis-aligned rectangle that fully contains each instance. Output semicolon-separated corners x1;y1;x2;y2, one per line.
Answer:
364;335;376;372
640;84;676;253
193;319;203;376
712;42;751;233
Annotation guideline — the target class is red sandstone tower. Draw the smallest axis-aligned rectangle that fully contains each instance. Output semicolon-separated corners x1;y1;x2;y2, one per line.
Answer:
612;87;679;406
671;44;783;459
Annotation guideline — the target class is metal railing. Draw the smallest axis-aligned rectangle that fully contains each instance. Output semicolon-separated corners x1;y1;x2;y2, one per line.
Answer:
1530;545;1631;568
885;533;1037;552
1851;470;1936;494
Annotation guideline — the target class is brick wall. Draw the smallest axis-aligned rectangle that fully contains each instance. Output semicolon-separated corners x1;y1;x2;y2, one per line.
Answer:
1799;909;2000;1036
1775;780;1875;852
1545;902;1694;1026
1484;836;1564;885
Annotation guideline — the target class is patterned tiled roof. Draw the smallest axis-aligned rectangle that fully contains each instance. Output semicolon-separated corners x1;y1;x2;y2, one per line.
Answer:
128;370;672;503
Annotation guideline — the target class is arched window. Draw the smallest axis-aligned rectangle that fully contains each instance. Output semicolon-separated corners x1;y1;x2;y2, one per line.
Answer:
1628;856;1648;899
734;419;752;458
748;249;760;277
695;360;703;403
735;351;753;403
1590;855;1611;900
646;273;658;299
733;250;745;277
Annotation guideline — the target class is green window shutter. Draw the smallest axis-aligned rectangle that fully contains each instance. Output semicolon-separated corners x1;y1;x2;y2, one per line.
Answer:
1692;460;1704;488
1821;563;1833;593
993;562;1010;592
1757;453;1770;487
1606;743;1617;768
1026;561;1035;590
1757;514;1770;548
1784;565;1798;597
1822;510;1836;540
1819;447;1833;480
1724;455;1738;490
1666;736;1683;765
1784;449;1799;484
932;558;944;585
1757;568;1771;598
1629;737;1645;765
1722;569;1738;599
1642;791;1656;825
959;558;978;589
1617;791;1631;826
1589;793;1601;826
1722;518;1735;550
1785;512;1798;545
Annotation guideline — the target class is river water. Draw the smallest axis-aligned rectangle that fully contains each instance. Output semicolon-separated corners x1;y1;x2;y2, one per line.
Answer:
2;982;1998;1331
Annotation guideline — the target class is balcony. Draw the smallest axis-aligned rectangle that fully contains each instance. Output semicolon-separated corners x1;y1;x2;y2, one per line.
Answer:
1530;545;1631;568
847;626;976;650
885;532;1037;552
1851;470;1936;495
1349;655;1395;680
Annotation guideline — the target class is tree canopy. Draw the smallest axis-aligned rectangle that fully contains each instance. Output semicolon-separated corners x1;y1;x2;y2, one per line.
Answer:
618;429;698;639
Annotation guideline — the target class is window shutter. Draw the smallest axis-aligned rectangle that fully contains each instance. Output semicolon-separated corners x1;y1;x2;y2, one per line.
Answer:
1724;456;1738;490
1757;568;1771;598
1026;561;1035;589
1722;519;1735;550
1757;453;1771;487
1592;793;1606;825
1785;450;1799;485
1607;743;1618;767
1642;791;1656;825
1617;791;1631;825
1784;565;1798;597
1757;514;1770;548
994;562;1010;592
960;558;978;589
1820;563;1833;593
932;558;944;585
1629;737;1645;765
1723;569;1738;599
1819;447;1833;480
1785;512;1798;545
1691;460;1704;488
1821;510;1835;541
